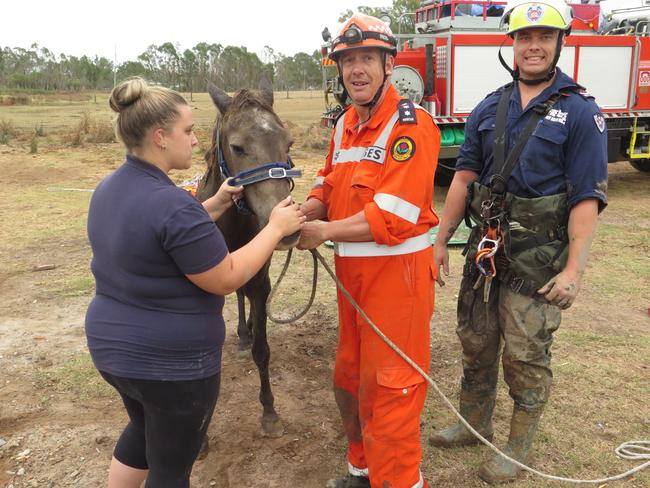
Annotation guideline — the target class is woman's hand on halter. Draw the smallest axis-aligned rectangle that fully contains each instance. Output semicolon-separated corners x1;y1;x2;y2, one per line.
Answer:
202;178;244;221
268;196;306;238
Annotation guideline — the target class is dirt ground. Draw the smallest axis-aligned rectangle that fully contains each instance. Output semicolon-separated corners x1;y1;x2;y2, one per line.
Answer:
0;105;648;488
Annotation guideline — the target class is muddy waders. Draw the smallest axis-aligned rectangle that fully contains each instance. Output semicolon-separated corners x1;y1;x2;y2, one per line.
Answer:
429;388;496;448
478;405;544;483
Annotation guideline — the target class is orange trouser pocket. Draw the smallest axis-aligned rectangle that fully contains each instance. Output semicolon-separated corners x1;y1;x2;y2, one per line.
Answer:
373;367;426;440
365;367;427;488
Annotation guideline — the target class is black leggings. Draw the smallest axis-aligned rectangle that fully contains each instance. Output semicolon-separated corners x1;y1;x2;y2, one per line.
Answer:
100;371;220;488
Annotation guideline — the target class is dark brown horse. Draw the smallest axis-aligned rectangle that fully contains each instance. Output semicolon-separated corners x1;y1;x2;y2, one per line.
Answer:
197;76;298;437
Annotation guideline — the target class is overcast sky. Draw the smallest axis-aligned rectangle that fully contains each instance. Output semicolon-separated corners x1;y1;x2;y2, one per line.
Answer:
4;0;394;63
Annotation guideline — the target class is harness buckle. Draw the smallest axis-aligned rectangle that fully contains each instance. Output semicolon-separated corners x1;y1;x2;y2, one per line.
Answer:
508;276;525;293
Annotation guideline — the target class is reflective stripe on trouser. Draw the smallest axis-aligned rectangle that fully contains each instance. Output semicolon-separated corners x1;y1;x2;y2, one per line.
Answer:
456;275;561;409
333;246;435;488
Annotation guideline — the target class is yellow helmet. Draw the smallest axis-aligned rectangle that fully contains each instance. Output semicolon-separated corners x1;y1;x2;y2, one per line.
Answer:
503;0;573;36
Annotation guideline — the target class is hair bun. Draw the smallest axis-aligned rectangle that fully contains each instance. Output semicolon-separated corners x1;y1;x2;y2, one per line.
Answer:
109;77;148;113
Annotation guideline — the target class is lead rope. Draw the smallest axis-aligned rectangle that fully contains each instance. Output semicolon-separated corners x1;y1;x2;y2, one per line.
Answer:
268;248;650;484
266;249;318;324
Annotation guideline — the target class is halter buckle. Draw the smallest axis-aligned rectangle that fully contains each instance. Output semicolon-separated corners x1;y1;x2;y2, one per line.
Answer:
268;167;289;179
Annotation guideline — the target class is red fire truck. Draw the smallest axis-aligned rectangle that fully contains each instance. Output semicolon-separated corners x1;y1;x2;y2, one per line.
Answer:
321;1;650;173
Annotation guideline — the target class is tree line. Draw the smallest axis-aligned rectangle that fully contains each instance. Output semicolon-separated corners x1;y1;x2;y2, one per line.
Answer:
0;1;419;93
0;42;323;93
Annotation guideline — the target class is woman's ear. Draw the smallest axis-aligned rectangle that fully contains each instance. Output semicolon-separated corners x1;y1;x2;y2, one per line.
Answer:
152;127;166;150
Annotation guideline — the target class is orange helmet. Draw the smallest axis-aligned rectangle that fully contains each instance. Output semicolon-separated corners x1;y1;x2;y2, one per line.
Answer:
329;13;397;61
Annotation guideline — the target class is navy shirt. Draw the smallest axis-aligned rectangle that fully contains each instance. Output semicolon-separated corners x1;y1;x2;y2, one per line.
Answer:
456;68;608;209
86;155;228;380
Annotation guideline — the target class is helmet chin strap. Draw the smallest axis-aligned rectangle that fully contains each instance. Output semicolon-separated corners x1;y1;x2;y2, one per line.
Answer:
498;33;564;86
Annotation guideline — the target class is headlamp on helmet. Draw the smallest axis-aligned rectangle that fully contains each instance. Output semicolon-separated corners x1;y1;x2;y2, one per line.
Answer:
342;25;364;45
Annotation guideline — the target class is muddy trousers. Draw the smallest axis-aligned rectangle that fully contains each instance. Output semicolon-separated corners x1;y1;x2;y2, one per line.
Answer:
333;248;435;488
456;275;561;411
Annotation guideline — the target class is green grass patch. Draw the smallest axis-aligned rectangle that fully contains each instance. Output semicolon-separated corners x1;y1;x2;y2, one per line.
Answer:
34;353;113;401
54;353;113;399
52;275;95;297
0;188;92;249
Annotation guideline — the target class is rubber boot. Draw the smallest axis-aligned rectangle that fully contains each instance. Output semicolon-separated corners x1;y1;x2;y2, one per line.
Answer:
478;405;543;484
325;474;370;488
429;390;495;448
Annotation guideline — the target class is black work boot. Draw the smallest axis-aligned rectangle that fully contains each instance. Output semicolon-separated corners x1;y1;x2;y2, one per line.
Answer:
478;405;543;484
325;474;371;488
429;390;495;448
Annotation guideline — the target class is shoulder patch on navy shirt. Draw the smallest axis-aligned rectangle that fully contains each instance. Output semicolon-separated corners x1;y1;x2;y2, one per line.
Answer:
398;99;417;125
391;136;416;162
570;84;595;101
593;113;606;133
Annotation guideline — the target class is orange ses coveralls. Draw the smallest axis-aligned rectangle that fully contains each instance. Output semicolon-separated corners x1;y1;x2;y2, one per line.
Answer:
308;86;440;488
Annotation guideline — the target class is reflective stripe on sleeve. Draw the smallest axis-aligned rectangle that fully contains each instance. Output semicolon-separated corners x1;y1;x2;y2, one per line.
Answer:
313;175;324;187
373;193;421;224
334;232;430;257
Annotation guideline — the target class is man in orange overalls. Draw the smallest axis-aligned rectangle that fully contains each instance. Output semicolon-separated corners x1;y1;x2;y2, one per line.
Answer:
298;13;440;488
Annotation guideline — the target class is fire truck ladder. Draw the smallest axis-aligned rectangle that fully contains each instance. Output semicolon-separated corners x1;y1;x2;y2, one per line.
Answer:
629;116;650;159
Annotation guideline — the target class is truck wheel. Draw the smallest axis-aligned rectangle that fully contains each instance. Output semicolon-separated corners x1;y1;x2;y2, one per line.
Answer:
629;159;650;172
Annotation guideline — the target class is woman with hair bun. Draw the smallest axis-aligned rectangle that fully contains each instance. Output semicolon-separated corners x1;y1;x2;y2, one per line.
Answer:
85;77;305;488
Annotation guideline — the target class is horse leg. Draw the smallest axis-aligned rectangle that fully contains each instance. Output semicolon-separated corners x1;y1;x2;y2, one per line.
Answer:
247;274;284;437
236;289;252;356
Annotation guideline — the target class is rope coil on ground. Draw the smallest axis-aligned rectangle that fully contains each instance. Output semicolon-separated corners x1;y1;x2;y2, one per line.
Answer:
267;247;650;484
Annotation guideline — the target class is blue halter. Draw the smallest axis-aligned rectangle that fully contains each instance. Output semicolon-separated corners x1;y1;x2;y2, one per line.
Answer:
216;129;301;215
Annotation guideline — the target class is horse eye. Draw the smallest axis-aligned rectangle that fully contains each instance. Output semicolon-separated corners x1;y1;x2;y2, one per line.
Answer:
230;144;245;156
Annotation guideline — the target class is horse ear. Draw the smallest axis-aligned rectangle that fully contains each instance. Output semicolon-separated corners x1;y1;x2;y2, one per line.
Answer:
259;71;274;106
207;82;232;114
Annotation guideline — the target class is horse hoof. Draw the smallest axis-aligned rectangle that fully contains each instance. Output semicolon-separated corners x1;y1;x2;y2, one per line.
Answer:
260;414;284;438
236;348;252;359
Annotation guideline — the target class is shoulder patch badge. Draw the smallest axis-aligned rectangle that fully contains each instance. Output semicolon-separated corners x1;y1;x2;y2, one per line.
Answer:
593;113;605;133
391;136;416;162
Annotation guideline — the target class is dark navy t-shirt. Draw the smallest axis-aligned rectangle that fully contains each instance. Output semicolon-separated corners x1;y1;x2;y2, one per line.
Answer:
85;154;228;380
456;69;608;209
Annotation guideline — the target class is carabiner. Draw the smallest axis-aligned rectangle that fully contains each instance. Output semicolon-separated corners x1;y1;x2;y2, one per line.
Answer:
477;235;501;258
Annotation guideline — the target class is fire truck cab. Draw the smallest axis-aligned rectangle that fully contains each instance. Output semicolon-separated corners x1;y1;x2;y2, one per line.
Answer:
321;1;650;173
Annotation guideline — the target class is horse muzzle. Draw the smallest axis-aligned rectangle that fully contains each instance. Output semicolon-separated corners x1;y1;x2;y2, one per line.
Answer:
276;230;300;251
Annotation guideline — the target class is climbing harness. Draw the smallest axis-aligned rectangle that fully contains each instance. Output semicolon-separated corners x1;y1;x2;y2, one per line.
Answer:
465;84;567;302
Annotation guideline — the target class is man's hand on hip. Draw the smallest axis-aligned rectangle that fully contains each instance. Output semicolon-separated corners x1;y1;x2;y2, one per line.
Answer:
538;269;581;309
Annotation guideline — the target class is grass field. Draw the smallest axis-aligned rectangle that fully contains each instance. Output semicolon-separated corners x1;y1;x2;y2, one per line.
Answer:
0;89;648;488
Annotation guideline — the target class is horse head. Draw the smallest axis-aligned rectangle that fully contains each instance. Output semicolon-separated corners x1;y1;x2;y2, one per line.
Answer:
204;74;299;250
